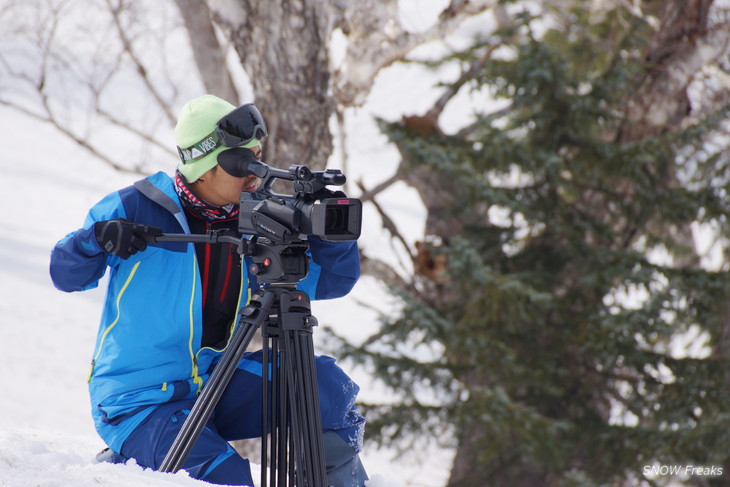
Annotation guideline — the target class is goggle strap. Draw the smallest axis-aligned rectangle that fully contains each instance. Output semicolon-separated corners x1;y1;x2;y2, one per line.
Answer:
177;130;221;164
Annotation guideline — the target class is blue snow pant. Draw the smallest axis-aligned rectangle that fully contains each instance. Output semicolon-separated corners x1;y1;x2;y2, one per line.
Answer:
117;351;367;487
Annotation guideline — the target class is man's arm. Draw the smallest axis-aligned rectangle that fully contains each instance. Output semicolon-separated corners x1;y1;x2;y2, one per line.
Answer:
50;191;125;292
297;238;360;300
50;224;109;292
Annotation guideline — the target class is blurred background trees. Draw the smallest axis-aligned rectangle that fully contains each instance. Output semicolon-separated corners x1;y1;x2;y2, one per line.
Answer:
328;1;730;486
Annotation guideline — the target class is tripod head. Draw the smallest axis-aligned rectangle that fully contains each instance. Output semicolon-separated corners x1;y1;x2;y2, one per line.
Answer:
246;238;310;284
150;230;309;284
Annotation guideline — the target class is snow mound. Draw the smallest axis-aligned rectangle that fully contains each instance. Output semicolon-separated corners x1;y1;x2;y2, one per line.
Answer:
0;429;209;486
0;428;404;487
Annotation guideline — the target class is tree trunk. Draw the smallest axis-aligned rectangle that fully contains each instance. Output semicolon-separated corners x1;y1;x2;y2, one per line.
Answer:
207;0;336;170
174;0;240;104
201;0;497;171
617;0;719;142
448;427;549;487
447;424;491;487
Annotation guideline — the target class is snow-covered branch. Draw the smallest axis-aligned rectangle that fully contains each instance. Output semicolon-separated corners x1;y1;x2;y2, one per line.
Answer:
333;0;498;107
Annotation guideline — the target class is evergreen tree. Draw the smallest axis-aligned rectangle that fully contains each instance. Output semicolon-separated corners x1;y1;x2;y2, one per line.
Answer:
329;3;730;486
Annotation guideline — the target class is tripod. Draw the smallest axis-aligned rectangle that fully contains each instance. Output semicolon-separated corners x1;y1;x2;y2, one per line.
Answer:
155;232;328;487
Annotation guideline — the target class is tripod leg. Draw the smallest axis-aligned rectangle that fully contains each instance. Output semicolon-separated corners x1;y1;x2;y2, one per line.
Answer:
281;332;306;486
160;290;275;474
275;335;290;487
291;330;327;485
273;288;327;487
262;327;289;487
262;331;270;487
298;332;327;483
258;287;331;487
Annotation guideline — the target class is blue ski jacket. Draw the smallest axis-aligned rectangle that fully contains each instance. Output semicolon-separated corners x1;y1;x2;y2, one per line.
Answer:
49;172;360;452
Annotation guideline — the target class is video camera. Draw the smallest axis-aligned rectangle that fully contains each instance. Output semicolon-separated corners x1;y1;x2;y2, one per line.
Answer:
218;148;362;283
234;153;362;245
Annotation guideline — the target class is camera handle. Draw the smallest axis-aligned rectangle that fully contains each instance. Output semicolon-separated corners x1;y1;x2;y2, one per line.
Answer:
151;232;328;487
149;230;256;256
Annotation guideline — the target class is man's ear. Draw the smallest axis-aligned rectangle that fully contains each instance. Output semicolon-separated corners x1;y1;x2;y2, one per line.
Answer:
195;166;217;183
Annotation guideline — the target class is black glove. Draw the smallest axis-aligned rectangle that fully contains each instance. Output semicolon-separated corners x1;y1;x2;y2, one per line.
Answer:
94;218;163;260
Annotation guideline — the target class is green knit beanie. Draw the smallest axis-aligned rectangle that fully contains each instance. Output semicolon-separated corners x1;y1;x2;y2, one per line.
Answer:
175;94;261;182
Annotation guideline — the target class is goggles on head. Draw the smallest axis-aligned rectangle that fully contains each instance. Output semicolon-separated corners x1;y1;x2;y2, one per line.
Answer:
177;103;268;164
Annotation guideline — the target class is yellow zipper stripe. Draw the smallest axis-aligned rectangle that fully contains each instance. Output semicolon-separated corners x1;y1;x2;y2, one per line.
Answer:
224;252;248;341
87;261;141;382
243;239;253;308
236;252;249;323
189;253;204;394
190;243;252;391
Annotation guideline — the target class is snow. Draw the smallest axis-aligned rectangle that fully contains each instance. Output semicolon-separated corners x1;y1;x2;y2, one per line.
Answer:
0;430;209;487
0;428;401;487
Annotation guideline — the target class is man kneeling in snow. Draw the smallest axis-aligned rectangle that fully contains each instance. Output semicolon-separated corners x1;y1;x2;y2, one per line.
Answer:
50;94;367;487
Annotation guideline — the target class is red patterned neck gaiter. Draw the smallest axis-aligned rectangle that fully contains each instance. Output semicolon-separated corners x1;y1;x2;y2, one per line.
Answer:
174;170;240;222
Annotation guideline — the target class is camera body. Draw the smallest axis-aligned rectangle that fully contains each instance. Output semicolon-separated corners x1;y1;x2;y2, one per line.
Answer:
237;163;362;284
238;165;362;244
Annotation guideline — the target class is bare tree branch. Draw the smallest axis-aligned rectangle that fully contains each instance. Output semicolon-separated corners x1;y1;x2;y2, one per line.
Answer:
0;0;145;175
105;0;177;125
0;1;187;174
356;173;403;202
333;0;498;107
97;107;177;157
359;253;411;293
356;180;415;262
0;96;142;174
354;35;502;249
173;0;240;102
426;43;502;122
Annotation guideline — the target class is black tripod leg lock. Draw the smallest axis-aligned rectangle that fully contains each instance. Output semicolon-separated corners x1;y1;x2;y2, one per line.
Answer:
275;289;320;332
239;289;274;319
